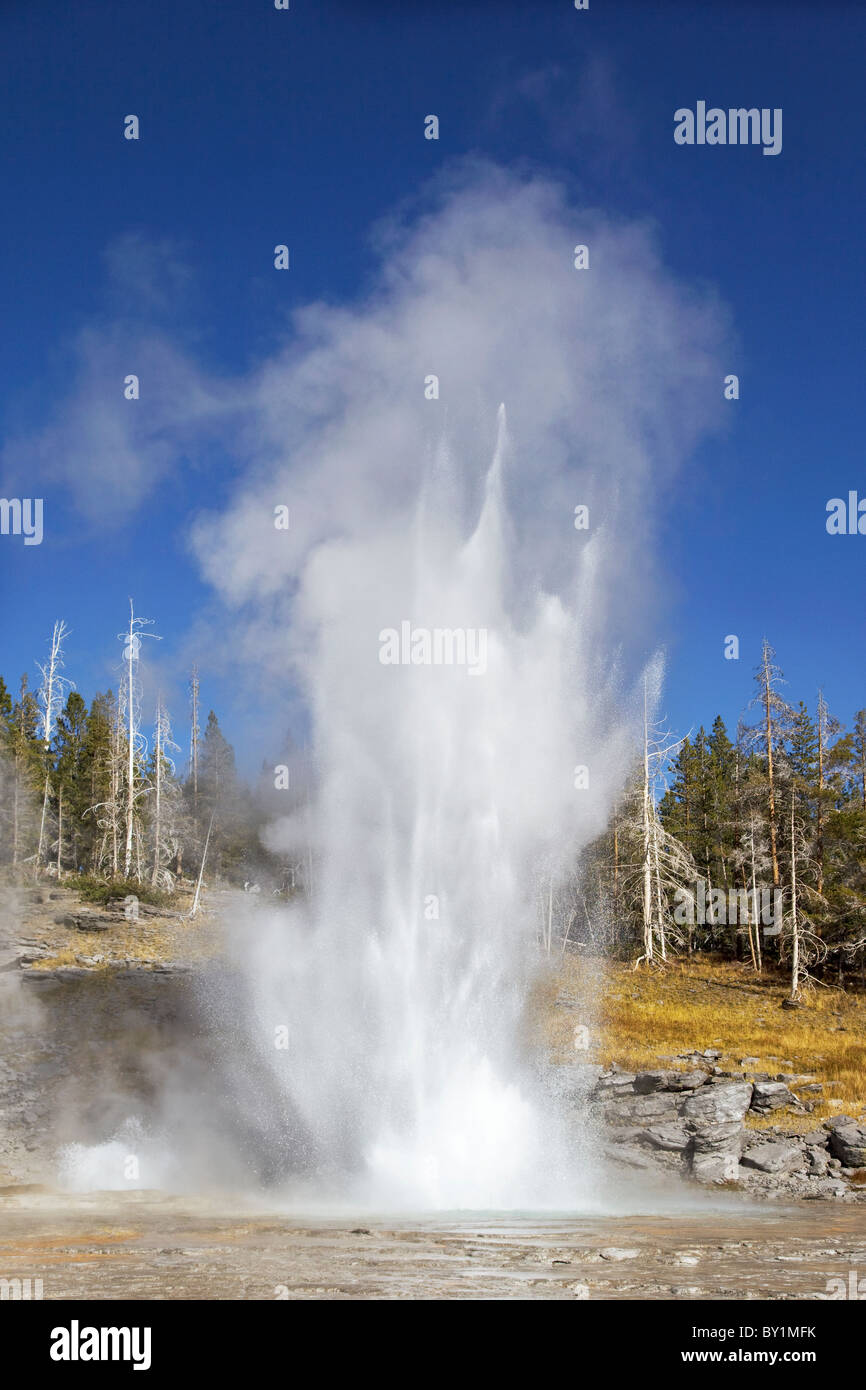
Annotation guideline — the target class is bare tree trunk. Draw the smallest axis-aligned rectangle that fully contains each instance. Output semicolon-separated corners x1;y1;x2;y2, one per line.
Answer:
36;621;70;865
152;703;163;887
112;698;121;877
12;759;20;866
36;772;51;868
790;802;800;1001
123;605;136;879
642;681;653;963
191;812;215;918
816;690;826;896
652;818;666;961
190;667;200;837
750;819;762;975
762;643;781;889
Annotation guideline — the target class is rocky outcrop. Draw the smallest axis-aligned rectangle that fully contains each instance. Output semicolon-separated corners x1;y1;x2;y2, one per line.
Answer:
750;1080;799;1114
827;1117;866;1168
577;1064;866;1202
741;1141;805;1174
681;1080;753;1125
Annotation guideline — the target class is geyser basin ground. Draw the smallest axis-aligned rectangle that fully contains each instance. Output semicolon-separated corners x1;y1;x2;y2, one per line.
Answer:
0;1192;863;1299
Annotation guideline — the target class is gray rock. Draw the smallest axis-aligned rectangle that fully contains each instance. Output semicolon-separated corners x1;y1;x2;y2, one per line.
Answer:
690;1121;744;1156
62;913;110;932
681;1081;753;1125
741;1141;806;1174
602;1143;659;1171
750;1080;797;1113
639;1122;691;1152
807;1149;829;1176
828;1124;866;1168
668;1069;709;1091
604;1126;645;1144
801;1131;828;1148
691;1152;740;1184
593;1072;637;1097
633;1070;680;1094
600;1092;683;1124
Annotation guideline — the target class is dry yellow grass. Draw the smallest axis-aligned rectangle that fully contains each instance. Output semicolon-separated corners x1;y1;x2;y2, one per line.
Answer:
28;913;218;972
540;953;866;1117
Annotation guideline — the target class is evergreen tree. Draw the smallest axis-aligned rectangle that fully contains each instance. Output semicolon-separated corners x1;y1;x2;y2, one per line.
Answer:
53;691;90;871
1;676;42;864
850;710;866;811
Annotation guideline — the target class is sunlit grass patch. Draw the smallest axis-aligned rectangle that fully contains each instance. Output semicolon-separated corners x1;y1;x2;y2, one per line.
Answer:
543;953;866;1115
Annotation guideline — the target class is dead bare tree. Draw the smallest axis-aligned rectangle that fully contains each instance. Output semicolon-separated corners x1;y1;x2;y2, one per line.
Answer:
35;620;73;867
119;601;160;879
151;697;181;889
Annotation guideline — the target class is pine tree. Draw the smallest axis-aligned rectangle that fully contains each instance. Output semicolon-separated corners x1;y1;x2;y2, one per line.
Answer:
53;690;89;871
0;676;12;728
4;675;42;864
80;692;114;870
708;715;736;892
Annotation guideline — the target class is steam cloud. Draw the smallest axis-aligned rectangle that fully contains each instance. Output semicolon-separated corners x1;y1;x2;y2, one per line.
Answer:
178;162;729;1209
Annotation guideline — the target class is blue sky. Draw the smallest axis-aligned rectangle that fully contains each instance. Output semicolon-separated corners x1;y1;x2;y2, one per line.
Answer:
1;0;863;771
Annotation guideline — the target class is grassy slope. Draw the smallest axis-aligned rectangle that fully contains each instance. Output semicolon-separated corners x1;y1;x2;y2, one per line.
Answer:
542;953;866;1125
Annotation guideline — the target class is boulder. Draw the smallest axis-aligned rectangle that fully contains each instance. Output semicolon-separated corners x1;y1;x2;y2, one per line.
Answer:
633;1070;680;1094
58;912;110;932
681;1081;753;1125
690;1121;744;1157
639;1122;691;1152
741;1141;806;1174
668;1069;709;1091
801;1131;828;1148
827;1123;866;1168
691;1152;739;1184
592;1072;636;1097
750;1080;797;1114
600;1092;683;1125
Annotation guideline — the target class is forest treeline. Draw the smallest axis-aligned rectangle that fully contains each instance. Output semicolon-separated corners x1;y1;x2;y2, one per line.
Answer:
2;618;864;991
575;641;866;992
0;611;280;896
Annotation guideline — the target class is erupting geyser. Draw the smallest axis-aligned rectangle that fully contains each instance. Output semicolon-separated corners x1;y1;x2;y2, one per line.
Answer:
63;167;725;1207
197;168;725;1210
237;405;633;1208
